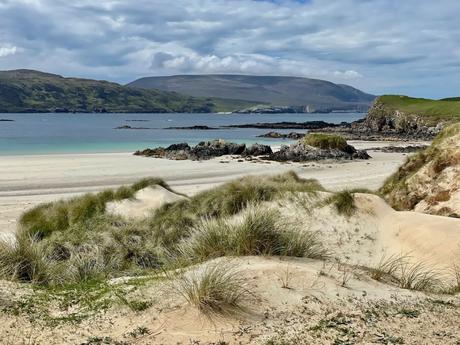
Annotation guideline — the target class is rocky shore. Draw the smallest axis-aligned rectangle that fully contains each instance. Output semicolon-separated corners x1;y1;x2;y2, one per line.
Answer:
134;138;370;162
134;140;272;161
225;120;340;130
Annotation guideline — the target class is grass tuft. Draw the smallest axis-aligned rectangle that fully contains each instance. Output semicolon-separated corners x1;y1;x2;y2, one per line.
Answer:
321;190;357;217
171;261;252;317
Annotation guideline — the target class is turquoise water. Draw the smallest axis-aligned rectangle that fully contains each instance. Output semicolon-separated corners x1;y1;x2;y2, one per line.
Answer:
0;113;364;155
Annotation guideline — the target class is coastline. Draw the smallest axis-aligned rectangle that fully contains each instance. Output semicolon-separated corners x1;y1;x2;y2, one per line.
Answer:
0;141;418;235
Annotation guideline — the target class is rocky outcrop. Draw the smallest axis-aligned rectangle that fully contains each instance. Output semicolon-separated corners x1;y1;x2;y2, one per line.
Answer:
165;125;218;130
257;131;305;140
226;121;338;130
368;145;428;153
242;143;273;156
115;125;151;130
134;140;269;161
268;141;370;162
356;99;444;138
313;97;446;140
135;137;369;162
381;124;460;217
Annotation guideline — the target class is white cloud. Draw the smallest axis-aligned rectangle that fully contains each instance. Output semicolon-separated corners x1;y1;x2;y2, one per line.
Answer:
0;0;459;97
333;70;363;79
0;44;17;57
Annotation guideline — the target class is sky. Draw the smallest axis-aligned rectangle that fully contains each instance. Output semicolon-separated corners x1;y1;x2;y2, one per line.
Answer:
0;0;459;98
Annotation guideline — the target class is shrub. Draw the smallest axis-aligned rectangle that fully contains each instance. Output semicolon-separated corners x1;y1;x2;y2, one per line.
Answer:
304;133;348;151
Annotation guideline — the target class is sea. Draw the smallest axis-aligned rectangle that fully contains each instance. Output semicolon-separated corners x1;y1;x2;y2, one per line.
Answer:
0;112;364;155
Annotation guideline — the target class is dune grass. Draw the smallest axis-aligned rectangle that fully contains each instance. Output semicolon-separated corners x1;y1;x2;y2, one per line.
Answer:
0;172;327;286
20;177;171;239
178;205;327;263
380;123;460;210
321;190;357;217
369;254;447;293
171;261;252;317
303;133;348;151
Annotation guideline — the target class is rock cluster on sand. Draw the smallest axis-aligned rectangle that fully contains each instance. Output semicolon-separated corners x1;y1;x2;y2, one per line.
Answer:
268;141;370;162
135;138;370;162
134;140;272;161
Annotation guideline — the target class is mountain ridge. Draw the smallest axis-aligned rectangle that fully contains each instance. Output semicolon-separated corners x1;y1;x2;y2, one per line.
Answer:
0;69;220;113
127;74;376;112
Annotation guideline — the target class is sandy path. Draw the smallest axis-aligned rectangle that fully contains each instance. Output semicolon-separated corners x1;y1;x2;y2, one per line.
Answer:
0;144;409;234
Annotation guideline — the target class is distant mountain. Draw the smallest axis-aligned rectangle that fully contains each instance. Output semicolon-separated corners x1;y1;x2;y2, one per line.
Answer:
0;69;217;113
127;74;376;112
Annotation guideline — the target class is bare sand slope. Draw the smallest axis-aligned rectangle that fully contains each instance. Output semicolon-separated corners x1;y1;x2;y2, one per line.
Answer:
0;148;407;234
282;193;460;271
106;185;187;219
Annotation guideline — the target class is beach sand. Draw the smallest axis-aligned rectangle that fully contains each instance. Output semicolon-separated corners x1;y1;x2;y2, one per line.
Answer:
0;141;413;234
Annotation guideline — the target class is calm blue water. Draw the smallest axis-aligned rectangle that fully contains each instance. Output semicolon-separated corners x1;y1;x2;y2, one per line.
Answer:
0;113;364;155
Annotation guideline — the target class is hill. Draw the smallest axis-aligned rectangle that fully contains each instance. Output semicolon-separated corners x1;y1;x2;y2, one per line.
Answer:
0;69;221;113
127;74;376;112
349;95;460;139
374;95;460;124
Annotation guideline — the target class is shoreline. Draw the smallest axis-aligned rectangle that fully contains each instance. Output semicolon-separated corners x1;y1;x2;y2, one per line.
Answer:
0;140;419;235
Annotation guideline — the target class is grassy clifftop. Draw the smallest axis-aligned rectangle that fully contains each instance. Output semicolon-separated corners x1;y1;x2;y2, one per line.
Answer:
0;69;223;113
376;95;460;124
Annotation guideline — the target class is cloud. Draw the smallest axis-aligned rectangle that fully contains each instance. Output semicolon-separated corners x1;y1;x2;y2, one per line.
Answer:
0;0;459;97
0;44;17;57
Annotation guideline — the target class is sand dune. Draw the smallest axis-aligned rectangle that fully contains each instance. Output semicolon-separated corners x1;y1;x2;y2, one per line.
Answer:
0;145;409;234
106;185;187;219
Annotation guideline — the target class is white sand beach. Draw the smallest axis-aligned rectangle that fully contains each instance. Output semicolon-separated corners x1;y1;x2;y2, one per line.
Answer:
0;141;414;234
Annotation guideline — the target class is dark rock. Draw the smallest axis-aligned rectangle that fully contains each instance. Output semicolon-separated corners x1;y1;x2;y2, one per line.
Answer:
189;140;246;160
115;125;151;130
257;131;305;139
243;144;273;156
165;125;219;130
267;141;370;162
225;121;337;130
368;145;428;153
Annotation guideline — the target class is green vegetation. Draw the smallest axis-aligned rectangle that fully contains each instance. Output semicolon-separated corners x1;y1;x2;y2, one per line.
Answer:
378;95;460;124
0;172;325;286
380;123;460;210
171;262;251;317
321;190;357;217
178;205;327;262
20;177;171;238
303;133;349;151
369;254;446;293
0;69;217;113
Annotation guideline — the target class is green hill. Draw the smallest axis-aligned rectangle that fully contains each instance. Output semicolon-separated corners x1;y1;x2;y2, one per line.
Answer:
127;74;375;112
0;69;225;113
376;95;460;125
